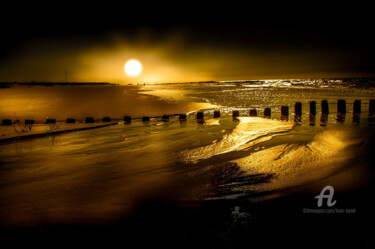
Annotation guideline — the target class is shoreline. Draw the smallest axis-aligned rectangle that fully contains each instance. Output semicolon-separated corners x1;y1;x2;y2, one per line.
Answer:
0;122;119;143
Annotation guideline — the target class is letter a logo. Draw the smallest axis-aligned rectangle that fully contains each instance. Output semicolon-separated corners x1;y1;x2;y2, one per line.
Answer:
315;185;337;207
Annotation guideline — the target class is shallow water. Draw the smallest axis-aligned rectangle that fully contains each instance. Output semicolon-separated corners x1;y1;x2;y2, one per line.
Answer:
0;85;217;122
143;82;375;119
0;81;374;229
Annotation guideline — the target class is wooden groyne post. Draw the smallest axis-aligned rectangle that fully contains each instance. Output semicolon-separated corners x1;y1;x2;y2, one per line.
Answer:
102;117;111;122
66;118;76;123
281;106;289;121
309;101;316;125
264;108;271;119
196;111;204;123
337;99;346;123
369;99;375;123
250;109;257;117
123;116;131;124
321;100;329;115
46;118;56;124
142;116;150;123
353;100;361;123
294;102;302;123
321;100;329;124
1;119;12;125
25;119;35;125
232;110;239;119
85;117;95;123
196;111;204;120
369;99;375;115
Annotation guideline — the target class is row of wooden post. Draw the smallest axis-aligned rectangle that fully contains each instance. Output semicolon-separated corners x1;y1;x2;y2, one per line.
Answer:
2;99;375;126
1;117;113;125
194;99;374;124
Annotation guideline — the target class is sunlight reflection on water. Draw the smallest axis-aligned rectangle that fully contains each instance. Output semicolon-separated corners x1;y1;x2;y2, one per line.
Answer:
0;82;374;227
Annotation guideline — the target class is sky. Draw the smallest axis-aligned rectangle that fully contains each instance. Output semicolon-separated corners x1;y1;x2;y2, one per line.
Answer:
0;4;374;84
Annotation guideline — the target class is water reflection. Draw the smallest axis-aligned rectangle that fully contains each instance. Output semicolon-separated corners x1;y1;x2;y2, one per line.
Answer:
320;114;328;126
1;82;374;229
336;113;346;123
309;114;316;126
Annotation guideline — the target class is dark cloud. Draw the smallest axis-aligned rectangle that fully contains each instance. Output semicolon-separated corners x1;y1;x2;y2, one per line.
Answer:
0;4;373;82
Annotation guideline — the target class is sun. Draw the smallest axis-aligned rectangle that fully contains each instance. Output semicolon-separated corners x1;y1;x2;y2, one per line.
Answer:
124;59;142;77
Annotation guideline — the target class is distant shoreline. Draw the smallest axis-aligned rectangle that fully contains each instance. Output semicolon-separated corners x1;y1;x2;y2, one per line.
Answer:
0;82;120;88
1;77;375;88
138;77;375;85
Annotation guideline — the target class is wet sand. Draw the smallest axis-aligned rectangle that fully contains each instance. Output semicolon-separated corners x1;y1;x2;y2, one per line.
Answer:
1;117;373;248
0;123;119;142
2;178;373;248
0;83;374;247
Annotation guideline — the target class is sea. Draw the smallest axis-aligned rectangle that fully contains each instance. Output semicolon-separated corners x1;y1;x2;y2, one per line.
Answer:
0;79;374;247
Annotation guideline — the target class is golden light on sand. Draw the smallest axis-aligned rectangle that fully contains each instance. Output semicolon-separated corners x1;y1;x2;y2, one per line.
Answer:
124;59;142;77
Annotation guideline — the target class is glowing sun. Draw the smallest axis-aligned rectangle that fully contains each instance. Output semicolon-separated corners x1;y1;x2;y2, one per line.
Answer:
124;59;142;77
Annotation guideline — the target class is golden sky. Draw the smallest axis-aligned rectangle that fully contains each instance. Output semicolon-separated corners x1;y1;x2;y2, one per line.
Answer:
0;16;374;84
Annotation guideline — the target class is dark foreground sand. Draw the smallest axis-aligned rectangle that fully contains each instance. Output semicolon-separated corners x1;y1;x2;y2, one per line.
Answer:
1;176;373;248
